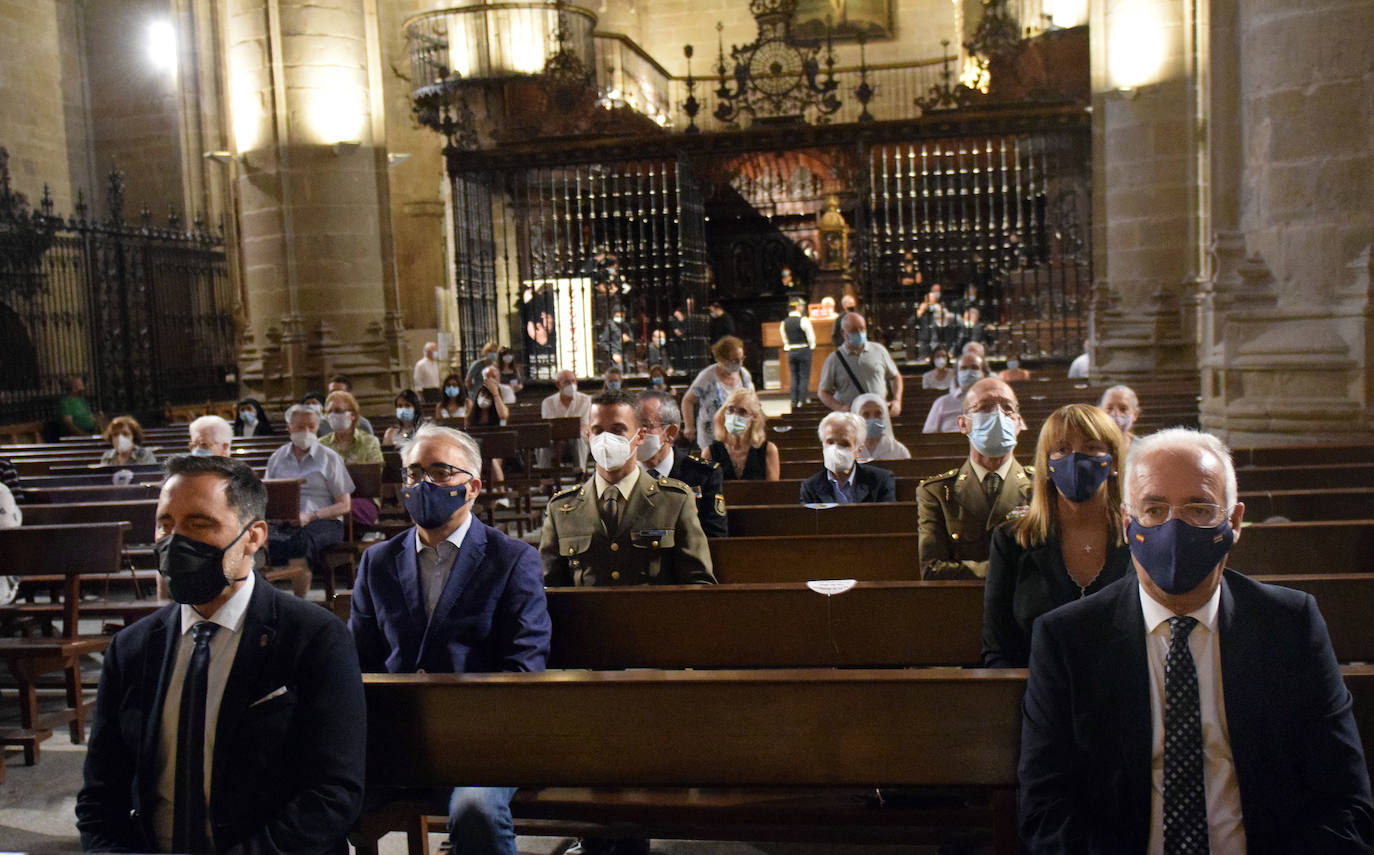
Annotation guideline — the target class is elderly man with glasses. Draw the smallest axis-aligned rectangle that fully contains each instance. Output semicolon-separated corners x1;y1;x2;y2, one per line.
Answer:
1019;427;1374;853
348;423;550;855
918;377;1032;580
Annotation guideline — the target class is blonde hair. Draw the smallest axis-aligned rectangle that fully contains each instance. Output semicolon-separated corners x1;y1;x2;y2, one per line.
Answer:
713;388;767;448
104;415;144;445
1012;403;1128;549
324;390;360;418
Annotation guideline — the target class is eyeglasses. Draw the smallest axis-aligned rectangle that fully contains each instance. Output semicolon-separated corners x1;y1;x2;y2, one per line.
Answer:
1127;501;1231;529
964;401;1018;417
402;462;474;487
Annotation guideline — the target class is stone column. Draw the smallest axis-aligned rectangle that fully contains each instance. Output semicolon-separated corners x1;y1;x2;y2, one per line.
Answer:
1087;0;1203;383
1198;0;1374;444
222;0;398;408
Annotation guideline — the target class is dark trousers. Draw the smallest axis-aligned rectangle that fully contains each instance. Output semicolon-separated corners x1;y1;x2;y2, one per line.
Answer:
787;348;812;407
267;518;344;572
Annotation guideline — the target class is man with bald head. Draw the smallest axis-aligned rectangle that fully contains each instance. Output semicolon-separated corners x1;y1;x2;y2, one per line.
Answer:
918;377;1031;580
1020;428;1374;853
818;311;903;416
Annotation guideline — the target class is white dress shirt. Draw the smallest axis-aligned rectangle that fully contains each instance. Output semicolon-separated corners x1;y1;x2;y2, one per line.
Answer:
1140;582;1247;855
594;463;640;503
968;455;1014;488
414;514;474;617
155;571;256;851
641;447;675;481
413;356;440;390
922;387;965;433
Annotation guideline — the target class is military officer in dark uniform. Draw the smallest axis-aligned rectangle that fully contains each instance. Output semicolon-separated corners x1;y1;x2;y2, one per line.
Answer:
540;390;716;587
919;377;1033;579
634;388;727;537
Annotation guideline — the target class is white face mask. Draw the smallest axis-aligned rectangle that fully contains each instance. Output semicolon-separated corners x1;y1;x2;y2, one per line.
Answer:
724;413;751;435
114;434;133;453
933;357;948;369
1110;411;1134;432
589;431;634;471
327;412;352;432
635;431;663;462
559;382;575;398
290;430;315;451
239;410;257;425
823;443;855;475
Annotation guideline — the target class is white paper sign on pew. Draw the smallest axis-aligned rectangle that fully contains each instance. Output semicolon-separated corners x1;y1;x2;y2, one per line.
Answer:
806;579;856;596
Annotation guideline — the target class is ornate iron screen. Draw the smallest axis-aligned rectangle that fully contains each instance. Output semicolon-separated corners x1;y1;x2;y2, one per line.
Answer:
0;151;234;424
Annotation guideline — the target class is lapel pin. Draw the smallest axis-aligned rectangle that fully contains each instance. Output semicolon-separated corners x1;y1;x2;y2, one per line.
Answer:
259;633;269;647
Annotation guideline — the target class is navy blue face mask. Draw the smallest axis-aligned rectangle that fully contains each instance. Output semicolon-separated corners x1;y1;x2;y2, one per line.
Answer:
1127;517;1235;595
402;479;473;529
1047;451;1113;503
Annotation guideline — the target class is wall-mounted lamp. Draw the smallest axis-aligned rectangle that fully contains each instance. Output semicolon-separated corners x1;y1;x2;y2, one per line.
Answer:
331;140;362;156
386;152;411;167
203;150;235;164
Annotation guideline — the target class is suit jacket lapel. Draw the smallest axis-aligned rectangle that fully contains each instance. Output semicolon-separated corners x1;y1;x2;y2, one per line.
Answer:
397;530;428;632
953;460;991;523
211;577;277;806
1215;575;1264;834
989;459;1031;527
419;520;489;659
1105;578;1154;851
850;464;872;503
616;474;656;538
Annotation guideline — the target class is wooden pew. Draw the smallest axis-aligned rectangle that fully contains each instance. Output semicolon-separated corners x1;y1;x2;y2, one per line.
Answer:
357;664;1374;855
725;502;916;537
779;457;965;481
724;477;920;505
1231;520;1374;574
21;500;157;543
0;522;127;765
1236;463;1374;492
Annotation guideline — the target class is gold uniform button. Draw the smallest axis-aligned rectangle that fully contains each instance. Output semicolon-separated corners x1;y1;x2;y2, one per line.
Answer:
611;571;621;580
651;540;660;548
566;547;575;555
951;532;960;540
610;543;620;552
416;668;426;675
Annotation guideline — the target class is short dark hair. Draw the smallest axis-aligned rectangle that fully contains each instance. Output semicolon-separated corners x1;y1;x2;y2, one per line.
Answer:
165;454;267;524
328;374;352;390
591;389;640;426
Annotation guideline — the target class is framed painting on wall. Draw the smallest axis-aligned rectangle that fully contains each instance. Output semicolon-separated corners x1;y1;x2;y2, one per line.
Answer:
790;0;894;42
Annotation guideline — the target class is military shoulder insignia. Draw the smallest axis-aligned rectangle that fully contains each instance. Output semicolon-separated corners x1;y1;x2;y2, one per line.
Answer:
919;467;959;487
657;477;692;494
715;493;726;516
1022;465;1034;476
551;484;581;501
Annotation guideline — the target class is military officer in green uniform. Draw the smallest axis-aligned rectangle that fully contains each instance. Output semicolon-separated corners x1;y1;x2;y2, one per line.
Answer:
541;390;716;587
919;377;1033;580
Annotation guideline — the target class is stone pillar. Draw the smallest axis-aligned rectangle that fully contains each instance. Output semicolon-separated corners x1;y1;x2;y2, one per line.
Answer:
1087;0;1202;383
223;0;398;409
1198;0;1374;443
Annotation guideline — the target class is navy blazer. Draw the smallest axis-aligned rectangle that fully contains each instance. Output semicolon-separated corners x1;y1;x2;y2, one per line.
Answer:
76;575;366;854
799;462;896;505
349;518;550;674
1019;570;1374;854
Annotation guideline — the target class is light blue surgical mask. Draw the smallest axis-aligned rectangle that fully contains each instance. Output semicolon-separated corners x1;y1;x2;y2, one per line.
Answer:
847;331;867;349
444;384;461;398
606;381;621;392
1005;359;1020;371
651;376;665;387
864;418;885;440
957;369;982;389
968;410;1018;458
189;447;215;457
396;407;415;422
724;360;742;374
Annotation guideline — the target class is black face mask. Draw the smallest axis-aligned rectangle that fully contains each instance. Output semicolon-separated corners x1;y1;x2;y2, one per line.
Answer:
154;522;252;605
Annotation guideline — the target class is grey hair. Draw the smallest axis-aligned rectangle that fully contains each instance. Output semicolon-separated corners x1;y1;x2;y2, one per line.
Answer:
1099;384;1140;413
401;422;483;474
818;411;864;444
284;403;320;426
637;388;682;428
1123;427;1237;509
189;415;233;446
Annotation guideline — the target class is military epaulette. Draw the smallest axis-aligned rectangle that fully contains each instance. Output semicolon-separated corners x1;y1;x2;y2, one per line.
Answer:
550;484;582;501
918;467;960;487
686;451;720;471
655;476;694;494
1022;465;1035;476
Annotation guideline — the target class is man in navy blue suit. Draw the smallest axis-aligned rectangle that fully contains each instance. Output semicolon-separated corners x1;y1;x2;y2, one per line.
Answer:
77;455;365;854
349;423;550;855
1019;428;1374;853
799;411;896;504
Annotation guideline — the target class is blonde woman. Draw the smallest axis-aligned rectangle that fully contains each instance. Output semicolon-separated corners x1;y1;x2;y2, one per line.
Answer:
100;416;157;466
850;392;911;462
703;388;779;481
981;404;1131;667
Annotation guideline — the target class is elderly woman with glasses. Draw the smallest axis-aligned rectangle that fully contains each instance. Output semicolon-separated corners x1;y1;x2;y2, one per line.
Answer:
981;403;1133;667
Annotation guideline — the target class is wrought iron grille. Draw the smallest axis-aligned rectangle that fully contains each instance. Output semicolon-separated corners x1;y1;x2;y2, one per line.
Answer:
0;150;234;425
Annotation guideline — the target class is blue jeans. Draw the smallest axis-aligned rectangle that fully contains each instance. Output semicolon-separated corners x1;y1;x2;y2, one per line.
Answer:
447;786;518;855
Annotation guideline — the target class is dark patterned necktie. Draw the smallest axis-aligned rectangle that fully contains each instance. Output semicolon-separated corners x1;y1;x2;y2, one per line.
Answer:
984;472;1002;505
1163;616;1209;854
602;487;620;529
174;621;220;854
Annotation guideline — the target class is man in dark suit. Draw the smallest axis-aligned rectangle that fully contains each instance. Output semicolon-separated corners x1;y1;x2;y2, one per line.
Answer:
800;411;896;504
635;389;727;537
349;423;550;855
76;455;365;854
1019;428;1374;854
